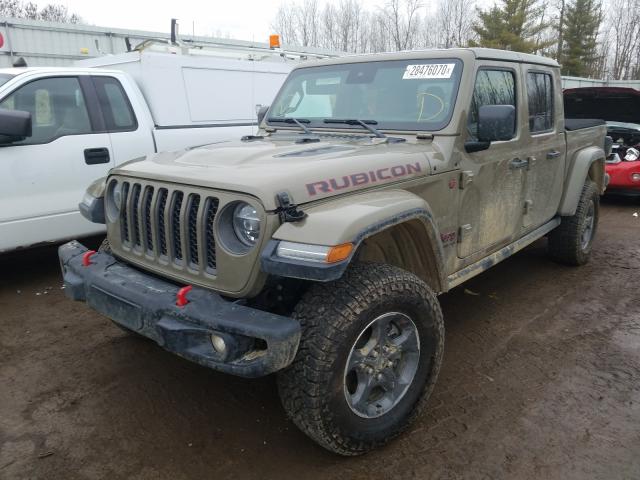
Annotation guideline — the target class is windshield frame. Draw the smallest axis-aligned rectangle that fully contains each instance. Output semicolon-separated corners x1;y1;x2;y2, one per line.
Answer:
266;57;464;133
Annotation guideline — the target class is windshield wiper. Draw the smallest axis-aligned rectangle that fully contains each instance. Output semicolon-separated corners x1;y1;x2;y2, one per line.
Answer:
323;118;386;138
268;117;313;135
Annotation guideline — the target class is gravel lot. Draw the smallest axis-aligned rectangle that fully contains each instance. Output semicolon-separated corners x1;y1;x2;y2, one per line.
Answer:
1;197;639;480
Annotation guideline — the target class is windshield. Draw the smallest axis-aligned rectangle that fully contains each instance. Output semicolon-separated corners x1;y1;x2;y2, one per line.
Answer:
0;73;15;89
268;58;463;132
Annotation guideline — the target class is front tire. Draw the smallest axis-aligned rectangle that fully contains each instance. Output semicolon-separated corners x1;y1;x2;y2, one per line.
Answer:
277;263;444;455
548;179;599;266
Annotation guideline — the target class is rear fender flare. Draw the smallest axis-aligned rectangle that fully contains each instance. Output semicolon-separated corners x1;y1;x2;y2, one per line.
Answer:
558;146;605;216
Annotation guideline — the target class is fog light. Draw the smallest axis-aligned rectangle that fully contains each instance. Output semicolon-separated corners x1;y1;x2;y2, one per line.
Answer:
211;334;227;354
631;173;640;182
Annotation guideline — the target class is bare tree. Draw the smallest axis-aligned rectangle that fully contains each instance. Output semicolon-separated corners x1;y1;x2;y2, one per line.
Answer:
607;0;640;79
382;0;422;51
38;4;81;23
272;4;300;45
436;0;476;48
0;0;24;17
295;0;319;47
555;0;565;61
0;0;81;22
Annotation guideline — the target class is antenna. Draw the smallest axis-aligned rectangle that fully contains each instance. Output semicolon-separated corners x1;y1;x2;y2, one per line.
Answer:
170;18;179;45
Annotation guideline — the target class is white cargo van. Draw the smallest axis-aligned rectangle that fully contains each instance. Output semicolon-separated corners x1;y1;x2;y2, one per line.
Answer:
0;42;330;252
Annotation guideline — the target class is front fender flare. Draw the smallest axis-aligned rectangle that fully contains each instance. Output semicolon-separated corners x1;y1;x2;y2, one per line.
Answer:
262;190;446;289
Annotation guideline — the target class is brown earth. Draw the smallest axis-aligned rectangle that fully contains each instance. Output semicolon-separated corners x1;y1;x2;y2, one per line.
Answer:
1;196;639;480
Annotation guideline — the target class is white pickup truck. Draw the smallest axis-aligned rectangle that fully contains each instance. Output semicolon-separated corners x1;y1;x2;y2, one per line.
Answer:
0;47;303;252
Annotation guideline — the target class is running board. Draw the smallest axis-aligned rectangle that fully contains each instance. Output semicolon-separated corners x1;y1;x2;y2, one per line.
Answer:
447;217;561;290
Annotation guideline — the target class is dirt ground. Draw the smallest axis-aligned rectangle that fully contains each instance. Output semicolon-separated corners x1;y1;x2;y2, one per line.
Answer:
1;196;639;480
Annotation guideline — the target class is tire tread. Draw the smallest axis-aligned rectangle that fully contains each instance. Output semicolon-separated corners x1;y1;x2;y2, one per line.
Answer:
277;262;444;455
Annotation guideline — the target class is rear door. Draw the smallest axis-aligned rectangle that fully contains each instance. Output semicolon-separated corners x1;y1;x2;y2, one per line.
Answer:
457;64;527;259
0;74;112;251
521;68;566;229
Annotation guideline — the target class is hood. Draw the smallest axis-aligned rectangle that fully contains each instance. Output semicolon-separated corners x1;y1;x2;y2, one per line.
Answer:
112;135;434;210
564;87;640;124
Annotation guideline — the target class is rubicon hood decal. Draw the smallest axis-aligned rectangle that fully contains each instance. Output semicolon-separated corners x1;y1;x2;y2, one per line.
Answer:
306;162;423;196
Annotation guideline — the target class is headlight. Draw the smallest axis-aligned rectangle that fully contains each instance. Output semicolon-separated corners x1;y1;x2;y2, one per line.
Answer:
105;179;123;223
112;182;124;210
232;202;260;246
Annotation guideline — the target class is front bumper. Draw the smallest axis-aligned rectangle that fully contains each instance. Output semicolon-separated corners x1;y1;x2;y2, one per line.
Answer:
59;241;301;378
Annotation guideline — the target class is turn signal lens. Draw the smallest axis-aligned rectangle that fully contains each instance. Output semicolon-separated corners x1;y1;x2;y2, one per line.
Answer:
631;173;640;182
276;241;353;264
327;243;354;263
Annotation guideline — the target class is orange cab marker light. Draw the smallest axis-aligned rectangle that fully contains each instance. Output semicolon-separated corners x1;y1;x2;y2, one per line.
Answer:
82;250;97;267
327;243;353;264
176;285;193;307
269;34;281;49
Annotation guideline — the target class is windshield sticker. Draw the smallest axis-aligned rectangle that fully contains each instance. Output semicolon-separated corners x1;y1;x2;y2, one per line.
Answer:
403;63;456;80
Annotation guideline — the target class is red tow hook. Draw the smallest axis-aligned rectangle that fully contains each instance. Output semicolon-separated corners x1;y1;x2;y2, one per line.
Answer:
176;285;193;307
82;250;97;267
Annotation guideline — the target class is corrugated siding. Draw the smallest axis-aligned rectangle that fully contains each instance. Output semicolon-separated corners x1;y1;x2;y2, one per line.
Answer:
0;17;334;67
561;76;640;90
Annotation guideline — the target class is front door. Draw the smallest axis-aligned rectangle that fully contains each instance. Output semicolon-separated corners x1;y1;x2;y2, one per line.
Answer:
0;76;113;251
457;65;526;259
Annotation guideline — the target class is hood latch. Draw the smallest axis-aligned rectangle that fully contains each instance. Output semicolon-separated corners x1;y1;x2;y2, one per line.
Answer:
275;191;307;223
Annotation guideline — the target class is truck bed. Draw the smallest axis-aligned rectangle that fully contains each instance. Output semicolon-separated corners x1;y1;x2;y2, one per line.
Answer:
565;118;606;131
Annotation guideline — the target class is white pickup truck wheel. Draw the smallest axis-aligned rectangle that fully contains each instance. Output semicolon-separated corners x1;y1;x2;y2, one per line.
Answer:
277;262;444;456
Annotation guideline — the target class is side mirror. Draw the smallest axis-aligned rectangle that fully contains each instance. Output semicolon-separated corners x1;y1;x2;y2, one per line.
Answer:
256;105;269;125
477;104;516;142
0;108;32;145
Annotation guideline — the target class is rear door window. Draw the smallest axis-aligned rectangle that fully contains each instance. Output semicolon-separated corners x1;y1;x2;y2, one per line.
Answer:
527;72;554;133
468;69;516;141
92;76;137;131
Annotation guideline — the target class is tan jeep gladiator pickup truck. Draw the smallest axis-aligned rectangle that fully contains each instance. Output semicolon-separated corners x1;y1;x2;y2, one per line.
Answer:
59;48;610;455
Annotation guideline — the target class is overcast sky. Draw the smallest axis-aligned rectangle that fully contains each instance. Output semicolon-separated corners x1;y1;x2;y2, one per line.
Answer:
58;0;390;42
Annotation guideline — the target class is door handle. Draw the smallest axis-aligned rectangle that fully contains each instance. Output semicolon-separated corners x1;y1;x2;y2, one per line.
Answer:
547;150;561;159
84;147;110;165
509;157;529;169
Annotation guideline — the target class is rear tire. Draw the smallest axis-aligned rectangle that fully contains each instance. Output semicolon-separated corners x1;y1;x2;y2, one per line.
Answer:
277;262;444;455
548;179;599;266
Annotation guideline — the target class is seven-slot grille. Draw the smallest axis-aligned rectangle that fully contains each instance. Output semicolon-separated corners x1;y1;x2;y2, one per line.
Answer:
116;181;220;271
